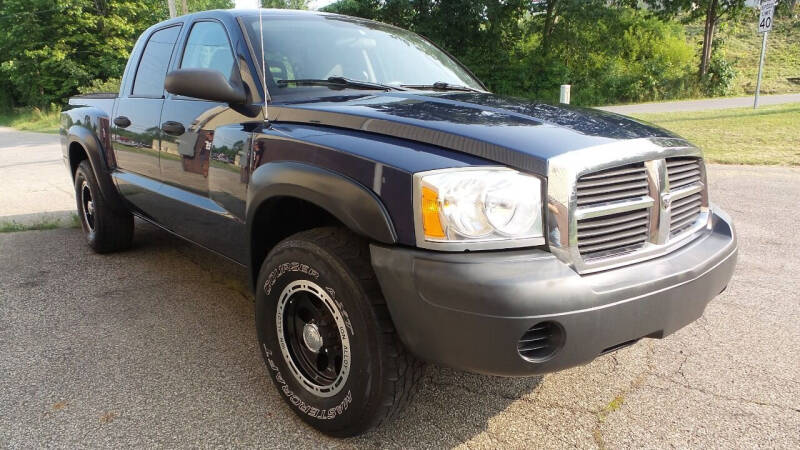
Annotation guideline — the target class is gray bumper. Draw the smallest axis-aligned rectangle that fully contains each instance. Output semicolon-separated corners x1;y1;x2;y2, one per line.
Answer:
370;209;737;376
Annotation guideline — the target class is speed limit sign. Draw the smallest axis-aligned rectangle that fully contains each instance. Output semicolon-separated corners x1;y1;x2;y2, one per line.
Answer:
758;1;774;33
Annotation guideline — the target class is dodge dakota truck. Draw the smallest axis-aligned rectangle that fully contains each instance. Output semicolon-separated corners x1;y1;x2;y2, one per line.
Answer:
60;9;737;436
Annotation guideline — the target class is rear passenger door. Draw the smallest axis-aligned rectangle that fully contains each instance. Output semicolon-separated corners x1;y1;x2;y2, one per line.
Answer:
111;25;181;216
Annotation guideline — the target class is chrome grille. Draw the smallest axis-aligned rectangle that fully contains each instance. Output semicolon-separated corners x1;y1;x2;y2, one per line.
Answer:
576;163;650;259
667;157;704;236
547;139;711;274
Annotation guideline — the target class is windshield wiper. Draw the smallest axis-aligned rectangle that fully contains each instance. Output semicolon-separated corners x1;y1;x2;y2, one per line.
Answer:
276;76;404;91
400;81;481;92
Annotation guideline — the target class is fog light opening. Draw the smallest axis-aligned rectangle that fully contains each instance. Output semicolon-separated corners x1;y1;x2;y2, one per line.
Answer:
517;321;565;362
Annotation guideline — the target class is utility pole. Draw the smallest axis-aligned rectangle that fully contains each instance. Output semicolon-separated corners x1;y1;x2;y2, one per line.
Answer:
167;0;177;18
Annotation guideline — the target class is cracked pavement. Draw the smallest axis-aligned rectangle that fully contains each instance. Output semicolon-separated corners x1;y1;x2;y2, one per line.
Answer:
1;129;798;447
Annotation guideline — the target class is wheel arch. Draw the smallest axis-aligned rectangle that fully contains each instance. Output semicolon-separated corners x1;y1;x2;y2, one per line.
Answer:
246;161;398;290
66;125;127;214
68;141;90;177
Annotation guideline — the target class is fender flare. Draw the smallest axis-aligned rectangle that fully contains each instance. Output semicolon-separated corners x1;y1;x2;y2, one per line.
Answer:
246;160;398;261
67;125;127;214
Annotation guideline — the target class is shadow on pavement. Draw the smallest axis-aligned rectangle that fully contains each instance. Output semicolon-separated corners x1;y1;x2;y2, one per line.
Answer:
92;221;543;446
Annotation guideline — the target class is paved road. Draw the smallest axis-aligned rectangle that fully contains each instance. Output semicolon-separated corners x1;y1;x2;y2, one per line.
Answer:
0;127;74;226
1;129;799;447
598;93;800;115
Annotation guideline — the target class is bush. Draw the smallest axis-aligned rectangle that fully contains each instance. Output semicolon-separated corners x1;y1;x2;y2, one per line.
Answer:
702;55;737;96
0;104;62;133
78;78;122;95
522;7;697;105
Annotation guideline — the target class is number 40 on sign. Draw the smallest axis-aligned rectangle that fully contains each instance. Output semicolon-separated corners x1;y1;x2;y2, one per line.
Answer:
758;1;774;33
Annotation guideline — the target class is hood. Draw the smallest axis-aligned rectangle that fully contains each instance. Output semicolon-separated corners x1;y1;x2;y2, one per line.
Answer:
270;91;680;175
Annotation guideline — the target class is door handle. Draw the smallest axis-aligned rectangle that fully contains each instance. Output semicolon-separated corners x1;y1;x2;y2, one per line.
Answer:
113;116;131;128
161;121;185;136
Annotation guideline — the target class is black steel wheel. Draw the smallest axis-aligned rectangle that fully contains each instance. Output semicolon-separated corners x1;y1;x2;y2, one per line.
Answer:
80;180;96;232
277;279;350;397
74;160;134;253
255;227;424;437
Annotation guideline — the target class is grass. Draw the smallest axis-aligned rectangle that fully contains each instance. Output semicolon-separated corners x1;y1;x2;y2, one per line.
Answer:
686;11;800;96
0;214;80;233
0;106;61;134
633;102;800;166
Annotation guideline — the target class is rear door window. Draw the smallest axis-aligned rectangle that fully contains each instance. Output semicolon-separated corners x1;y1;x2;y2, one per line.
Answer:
180;21;235;79
132;26;181;98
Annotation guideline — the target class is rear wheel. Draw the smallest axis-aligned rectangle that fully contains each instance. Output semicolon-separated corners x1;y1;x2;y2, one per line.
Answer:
74;160;134;253
255;227;424;437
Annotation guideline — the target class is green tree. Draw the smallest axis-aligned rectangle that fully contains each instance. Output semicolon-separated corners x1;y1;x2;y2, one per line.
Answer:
0;0;234;108
187;0;234;12
323;0;532;94
0;0;171;107
645;0;747;77
531;4;695;104
323;0;696;105
261;0;309;8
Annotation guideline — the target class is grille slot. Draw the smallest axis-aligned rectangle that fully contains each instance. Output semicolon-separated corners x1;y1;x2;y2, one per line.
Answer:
517;321;564;361
576;163;649;206
666;157;702;190
667;157;704;236
576;162;650;259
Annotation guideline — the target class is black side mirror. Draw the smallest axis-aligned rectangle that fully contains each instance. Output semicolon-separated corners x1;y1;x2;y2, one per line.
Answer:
165;68;247;104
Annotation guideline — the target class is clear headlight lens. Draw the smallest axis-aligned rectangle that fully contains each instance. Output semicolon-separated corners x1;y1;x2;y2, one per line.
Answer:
416;168;543;247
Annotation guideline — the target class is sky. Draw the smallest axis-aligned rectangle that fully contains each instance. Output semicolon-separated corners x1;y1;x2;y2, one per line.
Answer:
233;0;337;10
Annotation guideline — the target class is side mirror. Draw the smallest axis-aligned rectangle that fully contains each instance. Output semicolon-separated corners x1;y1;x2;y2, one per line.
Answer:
165;68;246;104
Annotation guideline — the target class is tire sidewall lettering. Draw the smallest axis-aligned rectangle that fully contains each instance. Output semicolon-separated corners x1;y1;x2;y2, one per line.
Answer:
263;261;354;336
262;344;353;421
263;261;318;296
260;260;358;421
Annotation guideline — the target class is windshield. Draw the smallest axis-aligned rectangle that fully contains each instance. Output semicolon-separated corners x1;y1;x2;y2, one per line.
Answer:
242;13;484;98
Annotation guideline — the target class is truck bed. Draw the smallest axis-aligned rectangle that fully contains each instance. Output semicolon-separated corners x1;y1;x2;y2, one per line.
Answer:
67;93;116;117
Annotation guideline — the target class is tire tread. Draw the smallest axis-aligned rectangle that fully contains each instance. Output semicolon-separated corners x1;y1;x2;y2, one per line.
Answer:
75;160;133;253
270;227;425;435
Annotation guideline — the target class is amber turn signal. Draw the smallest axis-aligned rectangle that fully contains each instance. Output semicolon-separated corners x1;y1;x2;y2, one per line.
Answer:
421;186;446;238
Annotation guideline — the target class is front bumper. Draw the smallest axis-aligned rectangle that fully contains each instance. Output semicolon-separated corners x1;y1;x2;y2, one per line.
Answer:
370;209;737;376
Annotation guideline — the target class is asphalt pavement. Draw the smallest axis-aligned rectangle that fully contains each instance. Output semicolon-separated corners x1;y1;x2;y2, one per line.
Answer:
598;93;800;114
0;127;75;226
1;128;798;448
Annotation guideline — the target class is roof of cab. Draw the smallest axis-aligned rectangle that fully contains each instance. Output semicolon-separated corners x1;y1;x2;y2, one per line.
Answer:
139;8;343;38
159;8;335;24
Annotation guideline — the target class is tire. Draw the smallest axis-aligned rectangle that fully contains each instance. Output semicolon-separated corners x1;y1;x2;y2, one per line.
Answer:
255;227;424;437
74;160;134;253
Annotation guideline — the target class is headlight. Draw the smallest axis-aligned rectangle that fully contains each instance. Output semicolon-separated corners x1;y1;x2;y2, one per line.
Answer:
413;167;545;250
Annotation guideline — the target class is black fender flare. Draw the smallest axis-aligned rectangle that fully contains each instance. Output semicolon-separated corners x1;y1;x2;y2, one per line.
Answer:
246;160;398;267
67;125;127;214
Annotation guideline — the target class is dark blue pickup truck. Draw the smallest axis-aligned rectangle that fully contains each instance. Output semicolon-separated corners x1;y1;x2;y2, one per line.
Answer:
61;9;737;436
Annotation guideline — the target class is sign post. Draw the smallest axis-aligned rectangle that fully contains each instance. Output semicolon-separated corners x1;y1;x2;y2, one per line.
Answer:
754;1;774;109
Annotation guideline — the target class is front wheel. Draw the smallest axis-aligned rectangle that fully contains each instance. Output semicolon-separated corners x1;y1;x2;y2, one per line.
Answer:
255;227;424;437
